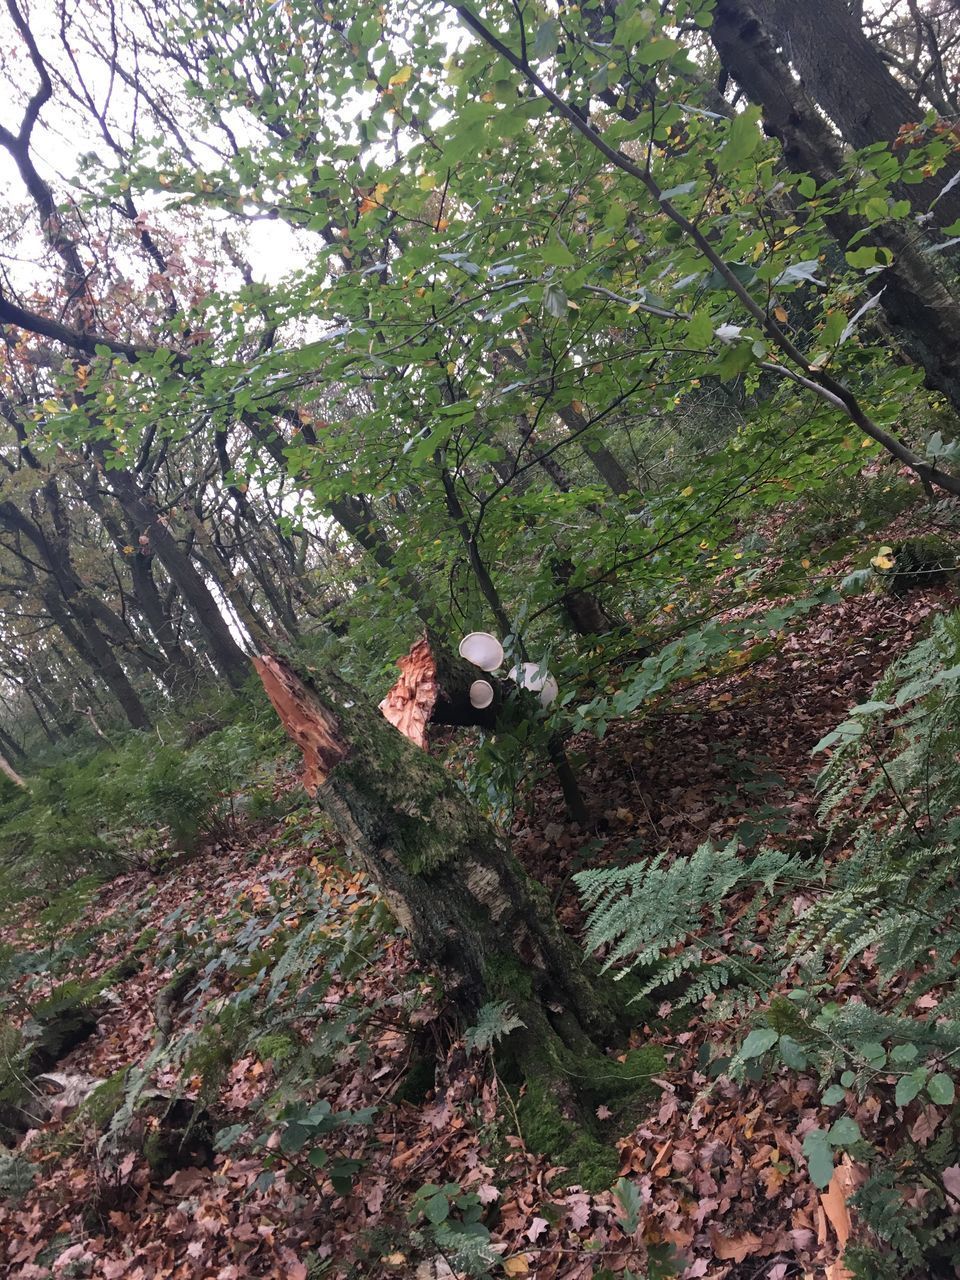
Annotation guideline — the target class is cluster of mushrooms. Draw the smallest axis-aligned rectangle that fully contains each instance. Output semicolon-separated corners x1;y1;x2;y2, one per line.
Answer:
458;632;559;711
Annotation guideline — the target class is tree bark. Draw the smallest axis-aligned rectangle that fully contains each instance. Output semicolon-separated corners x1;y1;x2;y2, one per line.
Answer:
104;468;251;689
256;653;613;1037
0;753;26;788
711;0;960;413
761;0;960;229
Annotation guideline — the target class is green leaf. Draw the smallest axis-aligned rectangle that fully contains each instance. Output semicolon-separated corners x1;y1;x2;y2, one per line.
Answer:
329;1158;362;1194
802;1129;835;1189
741;1028;778;1059
862;196;888;222
895;1071;925;1107
541;240;576;268
845;246;893;270
543;282;568;317
828;1116;861;1146
636;37;679;64
928;1073;956;1105
890;1043;919;1066
718;105;762;173
861;1042;887;1069
686;311;715;348
424;1190;451;1225
280;1122;310;1153
532;19;560;60
778;1035;808;1070
822;1085;846;1106
612;1176;643;1234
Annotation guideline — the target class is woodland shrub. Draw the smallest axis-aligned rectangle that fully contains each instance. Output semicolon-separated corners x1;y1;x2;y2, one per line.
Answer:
0;684;289;904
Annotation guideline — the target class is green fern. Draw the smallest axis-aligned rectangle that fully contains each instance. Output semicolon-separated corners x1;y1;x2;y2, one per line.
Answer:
577;607;960;1277
574;842;807;1006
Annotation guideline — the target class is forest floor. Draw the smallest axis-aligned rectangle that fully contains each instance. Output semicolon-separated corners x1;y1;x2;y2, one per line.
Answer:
1;518;958;1280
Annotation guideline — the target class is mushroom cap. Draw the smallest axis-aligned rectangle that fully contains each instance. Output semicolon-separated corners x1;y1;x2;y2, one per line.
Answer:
538;674;559;707
508;661;547;691
459;631;504;672
509;663;558;706
469;679;495;709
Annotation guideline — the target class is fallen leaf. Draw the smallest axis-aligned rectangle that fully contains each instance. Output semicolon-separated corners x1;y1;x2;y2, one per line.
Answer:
503;1257;530;1276
710;1229;763;1263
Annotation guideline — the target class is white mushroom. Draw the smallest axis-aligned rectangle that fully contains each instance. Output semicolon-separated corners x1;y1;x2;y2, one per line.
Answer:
509;662;559;707
469;679;495;709
459;631;504;672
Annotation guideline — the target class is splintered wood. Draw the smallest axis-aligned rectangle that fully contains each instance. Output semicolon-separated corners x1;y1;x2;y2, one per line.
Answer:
253;654;348;793
378;637;439;749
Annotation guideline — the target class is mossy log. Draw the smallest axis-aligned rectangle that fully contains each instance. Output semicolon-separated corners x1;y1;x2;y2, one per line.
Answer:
256;653;650;1184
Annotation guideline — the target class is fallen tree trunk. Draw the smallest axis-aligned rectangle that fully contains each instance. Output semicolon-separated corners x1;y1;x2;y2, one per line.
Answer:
255;651;650;1185
256;651;600;1026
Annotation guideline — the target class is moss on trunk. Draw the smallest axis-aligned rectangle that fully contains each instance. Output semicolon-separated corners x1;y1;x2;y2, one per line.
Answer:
260;655;659;1185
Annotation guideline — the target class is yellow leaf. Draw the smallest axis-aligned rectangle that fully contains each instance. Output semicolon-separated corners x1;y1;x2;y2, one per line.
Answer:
681;485;694;497
446;362;457;374
567;299;580;310
773;305;788;323
801;558;811;569
122;545;135;555
418;173;436;191
389;65;413;86
503;1258;530;1276
233;301;244;313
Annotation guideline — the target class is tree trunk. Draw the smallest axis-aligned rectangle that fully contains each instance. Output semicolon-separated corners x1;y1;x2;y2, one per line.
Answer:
44;589;150;731
256;651;653;1185
80;478;199;690
256;653;612;1030
105;468;251;689
761;0;960;229
0;753;26;789
711;0;960;413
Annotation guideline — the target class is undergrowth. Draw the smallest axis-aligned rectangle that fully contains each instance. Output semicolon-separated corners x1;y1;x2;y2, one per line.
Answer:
576;605;960;1276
